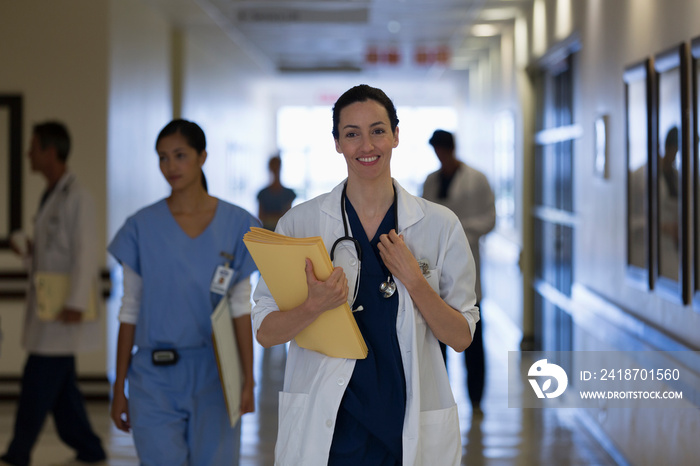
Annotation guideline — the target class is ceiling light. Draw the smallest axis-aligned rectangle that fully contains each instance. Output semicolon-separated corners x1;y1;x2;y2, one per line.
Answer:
388;20;401;33
471;24;499;37
479;8;519;21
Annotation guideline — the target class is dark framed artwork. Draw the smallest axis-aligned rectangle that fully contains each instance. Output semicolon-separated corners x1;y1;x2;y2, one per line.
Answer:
692;37;700;309
0;95;23;249
653;43;690;304
624;59;654;289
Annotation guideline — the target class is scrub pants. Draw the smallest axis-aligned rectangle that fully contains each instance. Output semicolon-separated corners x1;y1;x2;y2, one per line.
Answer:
0;355;106;466
128;347;241;466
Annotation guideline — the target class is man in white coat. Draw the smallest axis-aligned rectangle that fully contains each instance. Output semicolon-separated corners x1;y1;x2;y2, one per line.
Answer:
422;129;495;414
1;122;106;466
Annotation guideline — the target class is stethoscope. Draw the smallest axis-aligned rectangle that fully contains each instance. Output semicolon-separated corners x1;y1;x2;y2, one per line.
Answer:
329;183;398;302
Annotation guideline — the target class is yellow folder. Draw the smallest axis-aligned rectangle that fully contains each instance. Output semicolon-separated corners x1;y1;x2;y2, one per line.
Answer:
34;272;98;321
243;227;367;359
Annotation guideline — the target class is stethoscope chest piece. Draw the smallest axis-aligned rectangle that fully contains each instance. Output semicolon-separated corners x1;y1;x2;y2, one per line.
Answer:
380;276;396;298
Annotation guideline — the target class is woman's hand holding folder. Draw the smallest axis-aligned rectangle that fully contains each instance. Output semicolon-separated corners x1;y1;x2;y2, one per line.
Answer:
303;259;349;317
256;259;348;348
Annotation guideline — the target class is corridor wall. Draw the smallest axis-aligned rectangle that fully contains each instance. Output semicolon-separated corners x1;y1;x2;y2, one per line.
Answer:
519;0;700;463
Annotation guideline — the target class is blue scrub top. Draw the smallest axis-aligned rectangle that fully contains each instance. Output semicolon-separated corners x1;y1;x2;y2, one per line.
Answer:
108;199;259;349
329;197;406;466
256;186;296;213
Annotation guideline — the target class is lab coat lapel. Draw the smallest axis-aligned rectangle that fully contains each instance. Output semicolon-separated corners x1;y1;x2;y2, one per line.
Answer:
36;172;73;215
393;178;424;233
320;180;360;298
320;180;348;243
34;172;73;234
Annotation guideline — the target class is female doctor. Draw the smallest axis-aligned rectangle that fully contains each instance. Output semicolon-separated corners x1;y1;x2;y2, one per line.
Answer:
252;84;479;465
108;119;258;464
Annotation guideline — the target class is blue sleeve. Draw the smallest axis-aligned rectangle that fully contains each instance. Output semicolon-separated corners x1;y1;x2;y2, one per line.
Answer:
232;211;261;284
107;216;141;276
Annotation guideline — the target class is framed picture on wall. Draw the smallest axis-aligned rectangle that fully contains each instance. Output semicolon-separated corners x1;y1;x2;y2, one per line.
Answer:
653;43;690;305
0;95;23;249
624;59;654;289
691;37;700;309
594;114;609;179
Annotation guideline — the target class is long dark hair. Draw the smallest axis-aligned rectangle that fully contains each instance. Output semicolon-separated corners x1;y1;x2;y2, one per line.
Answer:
332;84;399;140
156;119;208;191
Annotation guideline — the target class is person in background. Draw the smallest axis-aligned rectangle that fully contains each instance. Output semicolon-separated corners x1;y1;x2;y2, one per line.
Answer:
1;121;107;466
257;153;296;231
108;119;259;464
422;129;496;415
252;84;479;465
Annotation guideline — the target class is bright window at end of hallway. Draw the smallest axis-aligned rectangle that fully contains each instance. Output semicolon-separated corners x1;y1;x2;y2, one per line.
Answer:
276;105;457;201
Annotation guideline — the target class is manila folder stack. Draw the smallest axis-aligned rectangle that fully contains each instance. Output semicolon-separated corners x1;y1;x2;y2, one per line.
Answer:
34;272;98;321
243;227;367;359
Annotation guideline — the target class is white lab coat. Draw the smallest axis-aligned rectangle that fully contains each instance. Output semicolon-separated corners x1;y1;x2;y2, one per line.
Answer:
23;172;102;354
422;162;496;301
252;179;479;466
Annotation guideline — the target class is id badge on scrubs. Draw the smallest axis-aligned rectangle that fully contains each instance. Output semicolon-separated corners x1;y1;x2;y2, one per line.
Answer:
210;265;234;295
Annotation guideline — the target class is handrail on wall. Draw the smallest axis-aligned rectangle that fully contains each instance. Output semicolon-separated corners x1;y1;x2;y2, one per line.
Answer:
0;269;112;300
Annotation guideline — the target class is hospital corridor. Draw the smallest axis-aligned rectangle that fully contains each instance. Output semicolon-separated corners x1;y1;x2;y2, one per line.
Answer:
2;0;700;465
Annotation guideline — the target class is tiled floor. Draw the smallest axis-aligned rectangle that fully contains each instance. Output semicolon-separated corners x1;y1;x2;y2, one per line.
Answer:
0;298;618;465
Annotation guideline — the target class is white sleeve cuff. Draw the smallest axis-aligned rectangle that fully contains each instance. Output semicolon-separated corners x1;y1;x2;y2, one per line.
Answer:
118;263;142;324
228;277;252;318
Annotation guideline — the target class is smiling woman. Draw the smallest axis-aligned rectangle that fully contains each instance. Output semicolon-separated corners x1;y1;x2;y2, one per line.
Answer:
252;84;479;466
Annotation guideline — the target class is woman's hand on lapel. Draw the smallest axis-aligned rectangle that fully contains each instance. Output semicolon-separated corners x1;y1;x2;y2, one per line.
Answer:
378;230;423;288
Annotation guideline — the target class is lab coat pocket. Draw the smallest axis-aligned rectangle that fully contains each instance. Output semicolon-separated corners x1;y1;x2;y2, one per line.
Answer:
276;391;309;462
424;268;440;294
418;405;461;466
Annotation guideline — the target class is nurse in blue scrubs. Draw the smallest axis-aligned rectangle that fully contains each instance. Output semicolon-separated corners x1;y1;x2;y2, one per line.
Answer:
108;119;259;464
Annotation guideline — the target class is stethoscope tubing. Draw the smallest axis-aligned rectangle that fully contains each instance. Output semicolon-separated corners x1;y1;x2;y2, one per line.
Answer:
330;183;398;300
